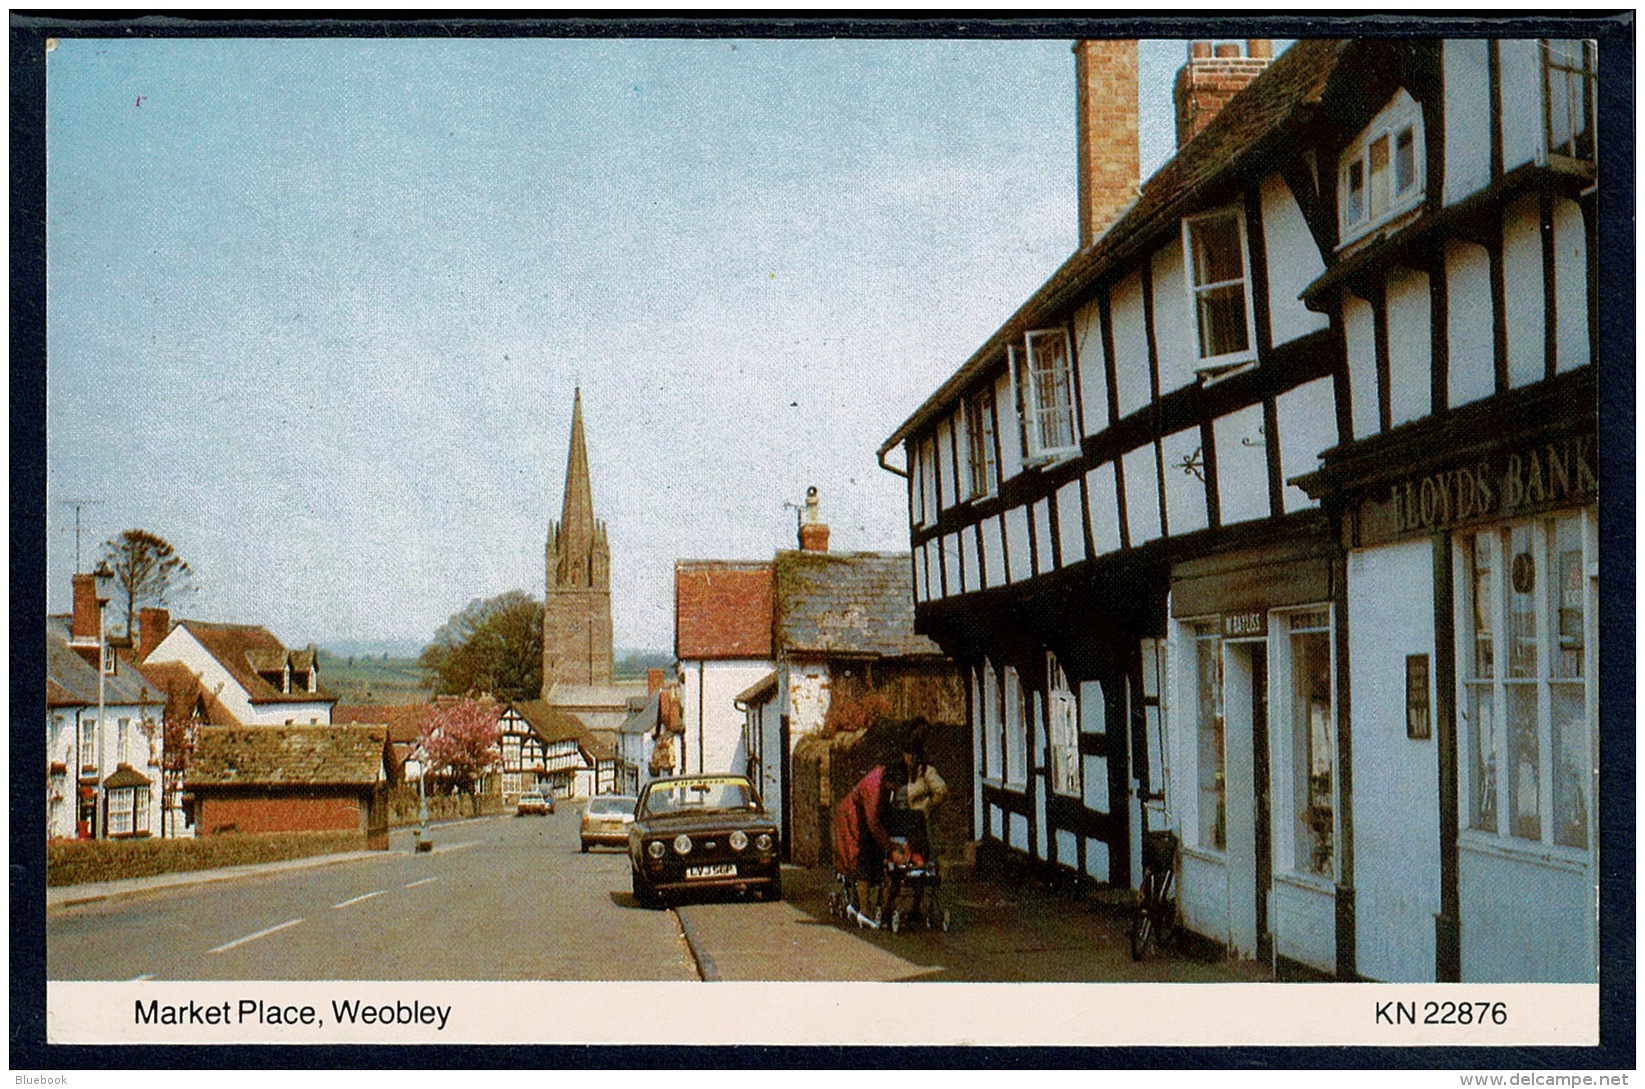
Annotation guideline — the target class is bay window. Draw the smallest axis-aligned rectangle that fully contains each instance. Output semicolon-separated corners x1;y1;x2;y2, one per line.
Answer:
1461;510;1594;851
1183;207;1256;371
1338;90;1425;243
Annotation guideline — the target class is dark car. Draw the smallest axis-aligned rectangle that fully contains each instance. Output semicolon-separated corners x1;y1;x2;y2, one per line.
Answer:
627;774;781;908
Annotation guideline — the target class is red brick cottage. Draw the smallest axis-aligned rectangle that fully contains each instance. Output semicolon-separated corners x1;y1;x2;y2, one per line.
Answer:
186;725;397;848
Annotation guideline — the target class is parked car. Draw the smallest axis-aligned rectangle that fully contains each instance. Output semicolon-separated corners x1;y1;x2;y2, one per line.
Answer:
627;774;780;908
516;791;554;816
581;794;638;852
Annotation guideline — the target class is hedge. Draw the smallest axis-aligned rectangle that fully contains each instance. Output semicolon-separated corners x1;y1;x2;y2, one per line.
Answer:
384;784;503;826
45;829;367;888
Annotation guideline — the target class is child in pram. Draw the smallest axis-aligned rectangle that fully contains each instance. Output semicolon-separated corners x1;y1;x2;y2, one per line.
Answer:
829;719;949;931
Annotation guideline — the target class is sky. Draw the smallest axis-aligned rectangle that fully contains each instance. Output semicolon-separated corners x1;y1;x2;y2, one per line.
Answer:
45;33;1279;656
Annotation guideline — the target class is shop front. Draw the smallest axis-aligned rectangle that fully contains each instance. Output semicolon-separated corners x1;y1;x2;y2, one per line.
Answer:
1161;529;1343;976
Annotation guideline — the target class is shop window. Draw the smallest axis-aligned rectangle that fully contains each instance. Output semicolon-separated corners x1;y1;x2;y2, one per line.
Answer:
1182;207;1256;374
1461;511;1593;850
1338;91;1425;243
1011;329;1078;464
1046;654;1081;797
1004;666;1028;787
1285;609;1335;878
1193;621;1226;850
965;386;999;499
1543;40;1597;164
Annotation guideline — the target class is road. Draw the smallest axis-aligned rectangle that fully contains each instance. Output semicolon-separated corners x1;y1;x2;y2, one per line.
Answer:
47;811;697;981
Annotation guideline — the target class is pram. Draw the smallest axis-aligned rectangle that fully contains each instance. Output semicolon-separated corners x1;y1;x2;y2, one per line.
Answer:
828;802;951;933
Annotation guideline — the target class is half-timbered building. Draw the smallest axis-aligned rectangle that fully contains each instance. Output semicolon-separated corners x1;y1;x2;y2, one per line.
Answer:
878;37;1599;983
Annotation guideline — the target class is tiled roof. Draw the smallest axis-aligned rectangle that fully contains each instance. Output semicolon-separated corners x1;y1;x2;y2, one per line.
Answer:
176;621;336;705
333;702;435;744
510;699;615;760
675;560;774;660
187;725;389;787
735;671;778;705
618;692;660;736
104;763;153;789
773;550;945;659
45;626;165;708
138;660;244;726
880;38;1352;455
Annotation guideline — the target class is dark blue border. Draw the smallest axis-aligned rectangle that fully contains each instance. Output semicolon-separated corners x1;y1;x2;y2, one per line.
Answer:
11;10;1634;1072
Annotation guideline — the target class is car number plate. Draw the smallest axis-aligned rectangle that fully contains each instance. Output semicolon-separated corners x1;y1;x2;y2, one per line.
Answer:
685;863;736;879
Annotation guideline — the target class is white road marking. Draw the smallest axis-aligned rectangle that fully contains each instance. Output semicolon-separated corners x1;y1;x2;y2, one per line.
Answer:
208;917;304;954
332;890;388;909
129;973;155;982
403;877;439;889
435;841;479;853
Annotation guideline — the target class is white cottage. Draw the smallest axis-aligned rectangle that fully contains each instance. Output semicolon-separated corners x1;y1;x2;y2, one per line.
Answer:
674;559;776;777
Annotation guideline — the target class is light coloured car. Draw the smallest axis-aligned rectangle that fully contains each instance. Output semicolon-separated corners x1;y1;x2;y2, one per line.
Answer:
580;794;637;851
516;791;554;816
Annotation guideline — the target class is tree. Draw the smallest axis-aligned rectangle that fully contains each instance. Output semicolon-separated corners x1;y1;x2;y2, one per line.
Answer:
100;529;195;640
420;591;543;700
421;696;501;794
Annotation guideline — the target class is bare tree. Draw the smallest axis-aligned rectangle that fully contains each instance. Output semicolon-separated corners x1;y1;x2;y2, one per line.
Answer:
100;529;195;640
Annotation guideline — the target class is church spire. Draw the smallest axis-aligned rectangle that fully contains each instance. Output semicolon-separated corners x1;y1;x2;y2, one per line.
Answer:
558;386;596;557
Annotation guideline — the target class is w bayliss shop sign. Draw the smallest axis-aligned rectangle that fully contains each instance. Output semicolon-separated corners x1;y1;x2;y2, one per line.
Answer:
1359;432;1597;545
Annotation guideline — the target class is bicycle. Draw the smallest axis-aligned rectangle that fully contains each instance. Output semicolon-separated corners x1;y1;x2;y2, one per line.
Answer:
1130;829;1178;961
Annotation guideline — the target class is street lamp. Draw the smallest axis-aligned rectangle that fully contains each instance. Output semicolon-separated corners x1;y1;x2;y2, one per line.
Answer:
91;560;114;840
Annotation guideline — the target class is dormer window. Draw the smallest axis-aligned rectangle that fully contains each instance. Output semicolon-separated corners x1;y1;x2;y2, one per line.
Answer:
1338;90;1425;244
1011;328;1078;464
1183;206;1257;374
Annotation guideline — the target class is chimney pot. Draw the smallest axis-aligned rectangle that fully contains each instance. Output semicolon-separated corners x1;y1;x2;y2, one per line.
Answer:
1214;42;1241;59
1247;39;1273;59
1190;41;1213;59
1174;37;1274;147
798;487;830;552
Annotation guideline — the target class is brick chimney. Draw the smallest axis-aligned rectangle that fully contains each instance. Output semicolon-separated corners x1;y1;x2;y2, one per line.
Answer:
71;572;102;644
797;486;830;553
647;667;666;695
1074;39;1140;248
138;607;170;662
1174;40;1273;148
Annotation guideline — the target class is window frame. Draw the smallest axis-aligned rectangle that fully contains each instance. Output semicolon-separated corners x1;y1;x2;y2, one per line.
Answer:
1046;653;1082;797
1004;665;1028;789
1457;509;1595;860
1541;39;1597;165
1336;90;1426;245
964;385;999;500
1276;606;1337;882
1181;206;1259;375
1010;328;1079;465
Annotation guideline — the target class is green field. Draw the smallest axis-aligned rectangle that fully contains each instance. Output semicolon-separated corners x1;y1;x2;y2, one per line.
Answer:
316;650;432;705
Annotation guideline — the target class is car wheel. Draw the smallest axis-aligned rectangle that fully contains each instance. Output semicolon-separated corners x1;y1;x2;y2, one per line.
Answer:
581;840;590;853
764;876;784;902
631;868;658;909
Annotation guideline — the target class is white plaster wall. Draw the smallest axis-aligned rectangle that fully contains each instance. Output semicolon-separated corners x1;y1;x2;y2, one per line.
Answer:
1111;271;1152;419
1056;481;1086;567
1152;238;1196;395
1009;810;1029;853
1273;876;1337;974
1074;297;1109;436
942;532;961;598
1503;195;1546;389
1443;40;1493;204
1085;837;1110;880
923;539;940;599
1167;615;1202;852
934;417;954;513
1277;376;1336;513
970;670;984;839
1179;848;1232;945
920;437;939;525
1123;444;1162;546
912;547;926;603
1032;692;1048;859
1215;403;1270;527
757;699;783;811
1005;504;1032;584
144;627;330;726
1086;462;1122;556
1083;754;1110;813
1056;827;1078;867
982;515;1005;589
1260;174;1330;345
989;803;1003;840
1498;40;1542;173
1446;241;1496;408
1553;198;1590;373
1348;540;1439;982
785;663;831;742
1459;841;1595;981
960;526;979;594
1344;293;1380;439
49;702;165;838
1033;499;1053;574
1387;266;1433;427
1161;425;1210;536
682;659;774;777
995;372;1022;483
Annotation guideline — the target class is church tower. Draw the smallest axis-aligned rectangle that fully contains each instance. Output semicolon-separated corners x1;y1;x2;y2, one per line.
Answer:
543;388;614;693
